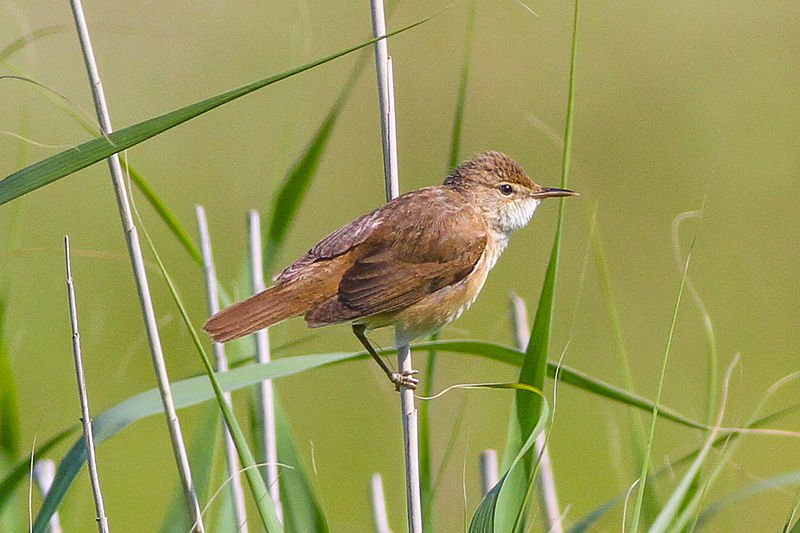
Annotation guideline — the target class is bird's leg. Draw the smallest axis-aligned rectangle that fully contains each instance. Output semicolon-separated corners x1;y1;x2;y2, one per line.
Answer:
352;324;419;390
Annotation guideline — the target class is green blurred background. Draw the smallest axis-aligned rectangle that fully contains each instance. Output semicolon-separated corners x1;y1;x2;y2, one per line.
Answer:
1;0;798;531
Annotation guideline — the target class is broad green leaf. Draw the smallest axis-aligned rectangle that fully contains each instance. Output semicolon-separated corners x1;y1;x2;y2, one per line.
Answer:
469;392;548;533
27;338;708;529
0;18;429;207
32;351;354;532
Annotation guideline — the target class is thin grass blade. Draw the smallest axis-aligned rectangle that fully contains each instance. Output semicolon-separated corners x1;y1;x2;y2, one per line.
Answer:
0;427;76;514
499;2;580;528
447;0;476;170
0;26;67;62
629;226;698;532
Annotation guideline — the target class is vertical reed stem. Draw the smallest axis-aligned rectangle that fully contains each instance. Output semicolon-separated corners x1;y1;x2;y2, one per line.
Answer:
371;1;422;530
478;450;498;496
371;0;400;202
65;237;110;533
248;210;282;521
370;473;393;533
195;207;248;532
32;461;63;533
67;2;204;529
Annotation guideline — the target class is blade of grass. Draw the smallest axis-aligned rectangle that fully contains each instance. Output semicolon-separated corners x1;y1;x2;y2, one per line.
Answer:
0;26;67;62
0;15;432;207
0;427;76;514
0;297;20;460
786;486;800;533
123;160;202;263
592;217;662;520
447;0;476;170
648;355;737;533
629;217;700;532
262;61;361;272
263;2;404;271
500;1;580;529
672;211;718;426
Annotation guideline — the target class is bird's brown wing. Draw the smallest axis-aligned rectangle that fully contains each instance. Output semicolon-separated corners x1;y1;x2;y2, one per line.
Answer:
305;194;488;324
274;210;383;283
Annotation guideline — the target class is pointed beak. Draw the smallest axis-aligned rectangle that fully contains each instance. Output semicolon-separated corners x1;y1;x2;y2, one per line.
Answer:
533;187;579;199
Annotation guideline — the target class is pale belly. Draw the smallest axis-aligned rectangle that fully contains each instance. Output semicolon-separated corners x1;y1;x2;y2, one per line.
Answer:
359;234;506;343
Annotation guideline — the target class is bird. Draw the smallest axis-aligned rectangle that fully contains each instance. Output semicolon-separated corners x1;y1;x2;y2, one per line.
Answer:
204;151;578;389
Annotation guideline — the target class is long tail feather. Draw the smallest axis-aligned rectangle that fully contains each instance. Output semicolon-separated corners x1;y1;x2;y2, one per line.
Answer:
203;284;306;343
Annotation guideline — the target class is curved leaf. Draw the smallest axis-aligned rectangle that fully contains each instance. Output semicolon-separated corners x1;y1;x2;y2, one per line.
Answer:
0;18;429;207
28;339;706;528
470;392;549;533
32;351;353;532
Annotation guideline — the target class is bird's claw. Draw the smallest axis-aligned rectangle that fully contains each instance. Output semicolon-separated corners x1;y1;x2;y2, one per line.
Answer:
391;369;420;391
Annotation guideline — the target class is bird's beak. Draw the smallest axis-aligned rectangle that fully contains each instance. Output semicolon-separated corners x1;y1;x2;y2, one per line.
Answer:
533;187;579;199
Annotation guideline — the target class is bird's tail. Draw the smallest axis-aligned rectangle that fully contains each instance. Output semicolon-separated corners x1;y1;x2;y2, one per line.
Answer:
203;283;307;343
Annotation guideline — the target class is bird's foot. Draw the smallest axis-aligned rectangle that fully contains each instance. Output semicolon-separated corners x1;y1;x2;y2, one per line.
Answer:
391;370;420;391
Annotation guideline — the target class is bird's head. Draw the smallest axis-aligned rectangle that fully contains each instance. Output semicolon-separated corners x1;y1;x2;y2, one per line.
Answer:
444;151;578;234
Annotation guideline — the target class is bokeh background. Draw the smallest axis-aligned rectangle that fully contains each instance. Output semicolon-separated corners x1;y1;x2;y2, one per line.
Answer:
1;0;798;531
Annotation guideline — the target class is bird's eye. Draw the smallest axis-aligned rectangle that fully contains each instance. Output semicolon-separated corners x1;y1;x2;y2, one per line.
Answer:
499;184;514;196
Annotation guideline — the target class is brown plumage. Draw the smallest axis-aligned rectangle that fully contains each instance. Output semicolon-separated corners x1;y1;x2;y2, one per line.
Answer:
203;151;577;387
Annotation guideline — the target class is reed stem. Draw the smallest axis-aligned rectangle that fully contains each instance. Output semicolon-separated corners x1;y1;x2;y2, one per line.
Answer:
67;2;204;529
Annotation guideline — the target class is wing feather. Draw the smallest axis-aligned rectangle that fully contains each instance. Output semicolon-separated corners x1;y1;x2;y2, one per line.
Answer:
305;189;488;324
